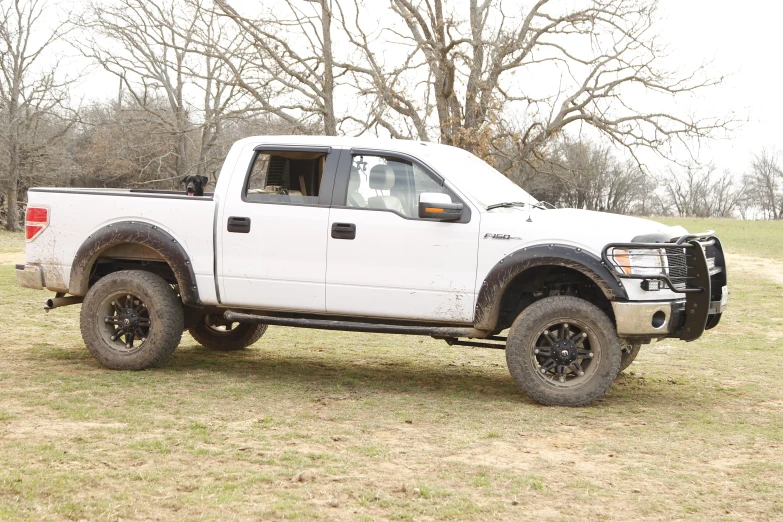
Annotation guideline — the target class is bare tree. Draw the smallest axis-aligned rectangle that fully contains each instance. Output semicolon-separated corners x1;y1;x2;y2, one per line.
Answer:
209;0;341;135
661;167;711;217
516;137;654;213
190;5;254;182
71;94;314;191
743;150;782;219
0;0;73;230
709;169;745;219
190;0;733;177
341;0;730;169
660;166;743;218
73;97;180;188
77;0;248;185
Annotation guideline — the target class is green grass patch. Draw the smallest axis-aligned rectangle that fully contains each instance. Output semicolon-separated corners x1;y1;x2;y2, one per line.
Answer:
649;216;783;258
0;230;24;254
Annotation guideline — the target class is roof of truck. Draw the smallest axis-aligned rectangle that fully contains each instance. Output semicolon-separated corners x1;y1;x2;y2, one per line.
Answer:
238;135;458;157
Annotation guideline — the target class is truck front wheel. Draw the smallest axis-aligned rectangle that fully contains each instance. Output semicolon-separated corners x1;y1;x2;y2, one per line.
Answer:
505;296;622;407
188;315;267;351
80;270;184;370
620;342;642;372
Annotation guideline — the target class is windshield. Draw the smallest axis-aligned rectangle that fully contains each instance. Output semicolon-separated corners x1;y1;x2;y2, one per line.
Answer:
425;147;538;209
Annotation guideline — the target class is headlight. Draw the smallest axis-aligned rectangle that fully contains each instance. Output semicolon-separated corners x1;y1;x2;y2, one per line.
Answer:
612;248;667;276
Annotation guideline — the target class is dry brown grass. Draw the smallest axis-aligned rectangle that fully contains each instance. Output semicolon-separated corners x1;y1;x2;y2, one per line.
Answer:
0;220;782;521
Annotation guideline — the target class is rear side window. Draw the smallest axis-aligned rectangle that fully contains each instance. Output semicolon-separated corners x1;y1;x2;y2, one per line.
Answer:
244;150;327;205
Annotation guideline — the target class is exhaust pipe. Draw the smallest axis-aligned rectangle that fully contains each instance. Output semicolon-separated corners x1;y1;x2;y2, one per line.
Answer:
44;296;84;311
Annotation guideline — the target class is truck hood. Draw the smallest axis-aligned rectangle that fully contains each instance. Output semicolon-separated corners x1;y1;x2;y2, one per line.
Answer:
483;208;687;253
544;209;686;242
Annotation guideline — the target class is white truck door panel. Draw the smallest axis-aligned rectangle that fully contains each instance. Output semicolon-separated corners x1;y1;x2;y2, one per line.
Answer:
326;209;480;321
221;205;330;310
218;145;338;311
325;152;480;323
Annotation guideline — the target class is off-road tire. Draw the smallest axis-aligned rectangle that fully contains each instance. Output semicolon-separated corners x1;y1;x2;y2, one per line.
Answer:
189;320;267;351
505;296;622;407
620;343;642;372
80;270;183;370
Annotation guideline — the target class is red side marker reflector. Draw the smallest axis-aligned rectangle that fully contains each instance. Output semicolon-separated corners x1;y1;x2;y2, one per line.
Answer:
25;225;42;240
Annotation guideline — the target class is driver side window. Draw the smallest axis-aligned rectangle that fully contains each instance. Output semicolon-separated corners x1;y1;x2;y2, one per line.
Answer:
346;154;450;218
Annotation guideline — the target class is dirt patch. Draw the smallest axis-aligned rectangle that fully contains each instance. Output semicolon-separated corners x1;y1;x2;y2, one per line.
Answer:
0;252;24;266
444;437;616;471
725;253;783;287
1;419;128;440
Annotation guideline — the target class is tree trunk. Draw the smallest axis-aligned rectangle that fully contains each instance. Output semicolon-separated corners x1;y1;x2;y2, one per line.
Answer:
175;129;189;179
174;103;190;181
320;0;337;136
463;0;485;132
195;131;210;180
6;176;20;232
5;96;21;231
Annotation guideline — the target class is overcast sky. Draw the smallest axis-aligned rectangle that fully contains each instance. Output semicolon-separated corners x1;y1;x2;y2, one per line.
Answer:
61;0;780;175
654;0;781;173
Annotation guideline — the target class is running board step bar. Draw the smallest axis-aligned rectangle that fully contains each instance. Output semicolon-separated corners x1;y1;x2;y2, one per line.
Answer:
443;336;507;349
223;311;490;339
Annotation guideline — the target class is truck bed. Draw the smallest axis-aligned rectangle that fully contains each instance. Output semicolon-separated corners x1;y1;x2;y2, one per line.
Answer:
23;188;218;304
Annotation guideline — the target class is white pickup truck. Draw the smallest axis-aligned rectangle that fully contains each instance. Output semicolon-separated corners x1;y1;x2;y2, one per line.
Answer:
17;136;728;406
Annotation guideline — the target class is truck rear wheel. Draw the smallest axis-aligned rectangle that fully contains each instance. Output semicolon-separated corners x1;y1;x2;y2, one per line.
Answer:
188;315;267;351
80;270;183;370
505;296;621;407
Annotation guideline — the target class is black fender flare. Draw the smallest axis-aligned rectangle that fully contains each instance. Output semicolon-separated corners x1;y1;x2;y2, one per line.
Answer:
69;221;201;305
473;244;629;331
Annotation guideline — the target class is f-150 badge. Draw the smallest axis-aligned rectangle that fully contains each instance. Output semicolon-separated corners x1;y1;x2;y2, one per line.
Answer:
484;233;521;240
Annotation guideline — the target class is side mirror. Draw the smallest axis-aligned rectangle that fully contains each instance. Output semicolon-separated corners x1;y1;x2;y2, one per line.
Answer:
418;192;463;221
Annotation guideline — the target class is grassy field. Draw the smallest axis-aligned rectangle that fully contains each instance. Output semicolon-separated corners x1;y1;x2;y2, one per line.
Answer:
651;216;783;259
0;218;782;521
0;230;24;254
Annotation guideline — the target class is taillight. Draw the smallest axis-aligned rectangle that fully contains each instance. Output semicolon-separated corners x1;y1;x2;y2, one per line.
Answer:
25;206;49;241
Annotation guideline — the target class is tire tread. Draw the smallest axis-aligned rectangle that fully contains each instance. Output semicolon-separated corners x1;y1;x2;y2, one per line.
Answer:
188;323;267;351
79;270;183;370
505;296;621;407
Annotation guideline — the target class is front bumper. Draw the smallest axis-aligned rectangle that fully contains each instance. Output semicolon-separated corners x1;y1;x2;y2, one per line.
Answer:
603;232;728;341
613;284;728;338
15;264;44;290
613;300;684;337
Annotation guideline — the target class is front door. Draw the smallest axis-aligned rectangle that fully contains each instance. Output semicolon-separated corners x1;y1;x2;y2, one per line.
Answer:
326;151;481;323
218;145;339;311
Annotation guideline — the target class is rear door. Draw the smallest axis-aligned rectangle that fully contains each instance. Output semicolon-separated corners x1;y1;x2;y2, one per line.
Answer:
218;145;339;311
325;149;481;322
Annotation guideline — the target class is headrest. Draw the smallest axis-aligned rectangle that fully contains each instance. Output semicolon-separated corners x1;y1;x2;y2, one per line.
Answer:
348;167;361;191
369;164;395;190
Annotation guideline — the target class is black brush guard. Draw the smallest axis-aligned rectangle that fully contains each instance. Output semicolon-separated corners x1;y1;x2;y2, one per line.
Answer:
602;231;728;341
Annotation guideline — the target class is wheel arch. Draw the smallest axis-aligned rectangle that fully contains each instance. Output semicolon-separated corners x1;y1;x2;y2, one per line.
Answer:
474;244;628;331
68;221;201;305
